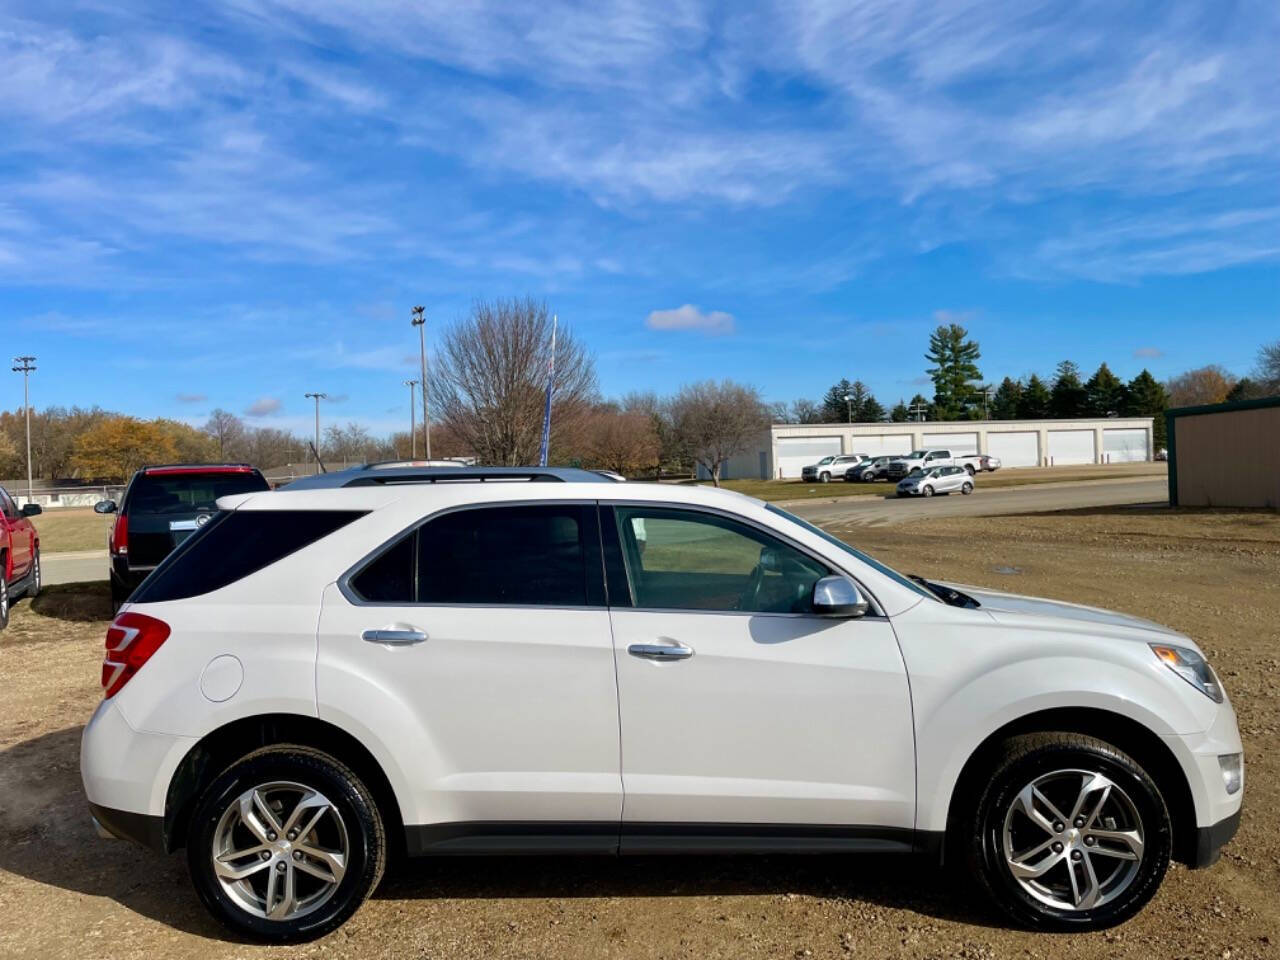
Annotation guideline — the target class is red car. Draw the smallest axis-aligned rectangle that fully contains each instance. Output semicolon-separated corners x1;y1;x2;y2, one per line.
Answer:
0;484;42;629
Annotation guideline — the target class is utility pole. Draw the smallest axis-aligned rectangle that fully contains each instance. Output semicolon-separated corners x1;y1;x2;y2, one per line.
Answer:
410;306;430;459
843;393;854;423
11;356;35;502
908;399;930;422
304;392;326;473
403;379;420;457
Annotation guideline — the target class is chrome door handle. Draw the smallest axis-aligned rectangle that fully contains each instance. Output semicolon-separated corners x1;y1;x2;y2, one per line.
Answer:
362;628;428;645
628;642;694;661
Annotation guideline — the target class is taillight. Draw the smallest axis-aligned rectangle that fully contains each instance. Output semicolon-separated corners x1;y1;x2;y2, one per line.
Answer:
110;513;128;556
102;612;170;698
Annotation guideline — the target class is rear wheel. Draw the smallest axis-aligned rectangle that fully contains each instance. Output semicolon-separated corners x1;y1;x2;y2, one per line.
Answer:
27;549;40;599
187;745;386;943
962;481;974;495
962;732;1170;930
966;464;977;475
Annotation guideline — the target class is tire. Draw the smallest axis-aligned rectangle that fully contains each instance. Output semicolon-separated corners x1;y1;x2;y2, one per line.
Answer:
962;732;1171;931
966;464;977;476
186;745;386;943
110;579;129;615
819;472;830;483
26;549;40;600
922;485;934;497
962;482;974;495
0;573;9;631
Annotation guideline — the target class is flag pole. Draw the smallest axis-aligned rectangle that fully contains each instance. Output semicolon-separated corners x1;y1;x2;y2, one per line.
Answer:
538;315;557;466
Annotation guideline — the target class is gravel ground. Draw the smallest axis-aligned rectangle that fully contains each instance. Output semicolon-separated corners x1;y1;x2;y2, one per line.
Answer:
0;507;1276;959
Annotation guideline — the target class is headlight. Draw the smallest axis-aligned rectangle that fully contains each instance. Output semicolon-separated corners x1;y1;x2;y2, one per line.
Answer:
1150;643;1224;703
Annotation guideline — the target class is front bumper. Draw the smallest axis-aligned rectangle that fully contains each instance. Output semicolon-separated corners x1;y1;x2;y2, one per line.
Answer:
89;802;167;852
1192;808;1241;868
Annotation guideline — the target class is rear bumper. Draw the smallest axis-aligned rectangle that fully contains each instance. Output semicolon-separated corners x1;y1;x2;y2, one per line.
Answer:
89;802;167;853
1192;808;1241;868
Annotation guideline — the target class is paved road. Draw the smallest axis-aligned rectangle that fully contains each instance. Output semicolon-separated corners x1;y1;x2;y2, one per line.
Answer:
40;476;1168;586
41;550;107;587
787;476;1168;527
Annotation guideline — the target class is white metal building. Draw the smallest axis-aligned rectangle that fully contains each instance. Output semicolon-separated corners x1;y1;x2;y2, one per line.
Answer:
720;417;1154;480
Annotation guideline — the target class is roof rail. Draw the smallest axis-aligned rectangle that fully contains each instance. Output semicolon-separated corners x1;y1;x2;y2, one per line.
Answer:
282;465;616;490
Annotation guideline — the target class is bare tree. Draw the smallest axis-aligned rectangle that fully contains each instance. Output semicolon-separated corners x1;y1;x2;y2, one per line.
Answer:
582;408;660;476
1256;339;1280;393
667;380;770;486
203;409;246;460
431;297;597;465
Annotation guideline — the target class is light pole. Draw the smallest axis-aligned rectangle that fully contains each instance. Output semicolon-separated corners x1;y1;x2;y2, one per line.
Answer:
11;356;35;502
410;306;430;459
843;393;853;423
403;379;420;457
304;392;326;471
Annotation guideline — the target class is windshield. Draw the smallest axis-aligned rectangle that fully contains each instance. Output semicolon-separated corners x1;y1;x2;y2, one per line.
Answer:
905;450;927;458
816;456;835;465
765;504;936;601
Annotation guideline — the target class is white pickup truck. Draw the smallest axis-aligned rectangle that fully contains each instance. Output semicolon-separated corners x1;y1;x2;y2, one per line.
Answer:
884;448;986;481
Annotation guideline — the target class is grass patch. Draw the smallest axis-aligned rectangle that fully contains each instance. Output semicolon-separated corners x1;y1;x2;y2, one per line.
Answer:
30;508;110;554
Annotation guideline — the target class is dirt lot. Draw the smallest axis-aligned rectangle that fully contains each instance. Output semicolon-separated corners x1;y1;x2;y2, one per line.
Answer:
0;507;1276;959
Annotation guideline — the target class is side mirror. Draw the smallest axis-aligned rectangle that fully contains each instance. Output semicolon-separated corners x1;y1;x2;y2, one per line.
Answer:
94;500;118;514
20;502;42;517
812;575;869;618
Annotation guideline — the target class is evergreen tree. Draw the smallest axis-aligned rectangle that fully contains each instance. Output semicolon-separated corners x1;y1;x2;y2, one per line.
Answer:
1084;362;1126;416
924;324;982;420
860;395;887;422
1125;369;1169;449
1225;378;1261;403
820;378;855;421
991;377;1022;419
1050;360;1088;418
889;399;909;422
1018;374;1052;418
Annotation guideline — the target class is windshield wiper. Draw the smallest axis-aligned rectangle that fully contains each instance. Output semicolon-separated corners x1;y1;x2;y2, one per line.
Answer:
908;574;981;609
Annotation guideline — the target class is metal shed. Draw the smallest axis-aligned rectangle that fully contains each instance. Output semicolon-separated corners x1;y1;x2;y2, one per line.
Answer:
1166;395;1280;508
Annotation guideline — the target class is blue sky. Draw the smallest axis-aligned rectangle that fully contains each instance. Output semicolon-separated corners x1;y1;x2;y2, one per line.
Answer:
3;0;1278;435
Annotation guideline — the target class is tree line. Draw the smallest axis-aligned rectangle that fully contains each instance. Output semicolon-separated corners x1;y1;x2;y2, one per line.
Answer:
784;323;1280;450
3;308;1275;485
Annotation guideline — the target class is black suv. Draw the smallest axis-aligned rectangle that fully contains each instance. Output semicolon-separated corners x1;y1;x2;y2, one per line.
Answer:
96;464;270;610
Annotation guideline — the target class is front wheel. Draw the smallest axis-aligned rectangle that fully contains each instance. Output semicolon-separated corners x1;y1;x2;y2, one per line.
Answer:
187;745;386;943
0;574;8;630
962;482;974;495
922;485;934;497
963;732;1171;931
819;472;830;483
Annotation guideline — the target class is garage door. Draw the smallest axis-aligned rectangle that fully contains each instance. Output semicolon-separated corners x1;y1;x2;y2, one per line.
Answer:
776;436;842;479
987;431;1040;467
849;434;914;458
1047;430;1096;465
1103;428;1148;463
923;432;979;456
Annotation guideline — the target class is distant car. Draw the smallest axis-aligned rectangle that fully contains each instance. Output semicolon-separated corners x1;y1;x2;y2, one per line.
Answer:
886;449;986;480
979;454;1002;472
802;455;867;483
895;465;974;497
845;456;894;482
96;464;271;611
1155;448;1168;461
0;484;42;630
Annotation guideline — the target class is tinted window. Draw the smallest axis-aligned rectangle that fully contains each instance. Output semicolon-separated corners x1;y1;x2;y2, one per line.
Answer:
0;489;15;518
126;471;269;515
612;507;828;614
131;510;364;603
417;505;594;606
349;532;415;602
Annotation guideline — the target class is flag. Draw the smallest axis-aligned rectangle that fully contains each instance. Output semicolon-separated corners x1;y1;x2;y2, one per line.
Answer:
538;315;557;466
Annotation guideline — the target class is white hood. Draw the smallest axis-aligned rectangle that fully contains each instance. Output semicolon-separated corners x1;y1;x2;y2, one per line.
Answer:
939;581;1183;639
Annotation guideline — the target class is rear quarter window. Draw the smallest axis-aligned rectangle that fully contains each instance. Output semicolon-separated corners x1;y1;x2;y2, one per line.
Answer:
130;510;365;603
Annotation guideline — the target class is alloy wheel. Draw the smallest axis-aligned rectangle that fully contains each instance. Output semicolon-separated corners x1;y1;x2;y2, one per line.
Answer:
211;781;349;922
1001;769;1145;911
1;576;8;622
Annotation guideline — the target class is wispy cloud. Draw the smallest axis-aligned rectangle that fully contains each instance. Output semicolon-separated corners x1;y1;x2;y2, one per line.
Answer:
646;304;736;336
176;392;208;404
1134;347;1164;359
245;395;283;416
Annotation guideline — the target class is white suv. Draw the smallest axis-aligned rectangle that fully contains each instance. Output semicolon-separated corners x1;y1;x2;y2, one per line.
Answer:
81;466;1243;942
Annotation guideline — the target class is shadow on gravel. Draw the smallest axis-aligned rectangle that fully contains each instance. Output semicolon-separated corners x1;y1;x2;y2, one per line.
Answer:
29;581;113;622
0;726;1000;940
